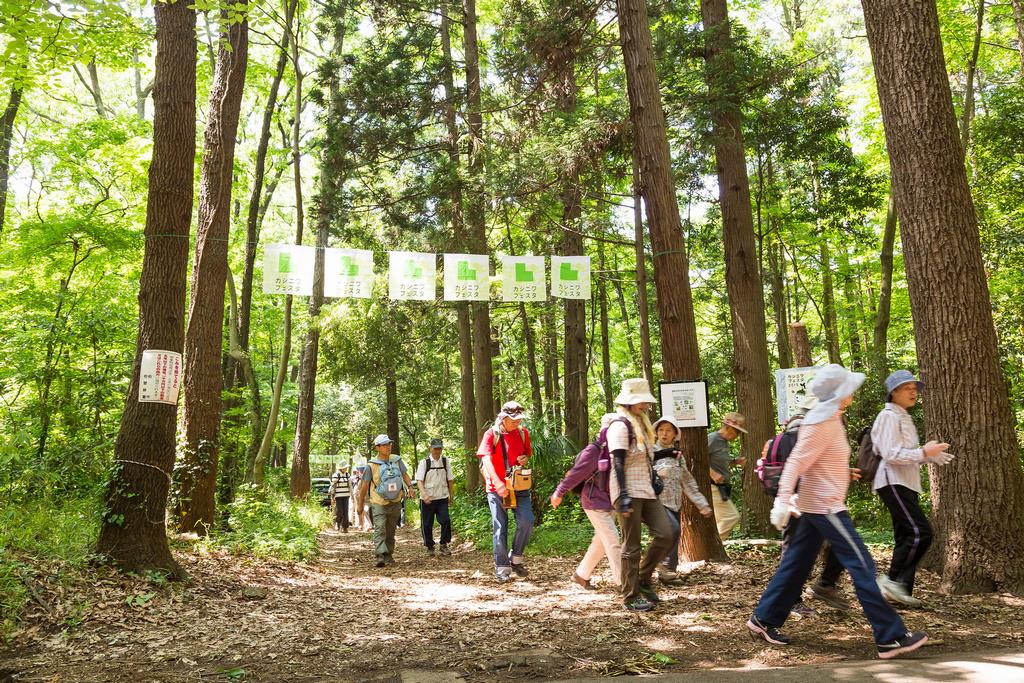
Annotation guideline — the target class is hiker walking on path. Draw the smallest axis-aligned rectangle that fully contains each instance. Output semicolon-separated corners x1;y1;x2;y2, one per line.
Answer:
747;364;929;660
551;413;625;591
652;415;712;587
707;412;747;540
610;378;674;612
872;370;953;607
758;398;851;617
356;435;414;567
329;464;351;532
416;438;455;557
477;401;535;583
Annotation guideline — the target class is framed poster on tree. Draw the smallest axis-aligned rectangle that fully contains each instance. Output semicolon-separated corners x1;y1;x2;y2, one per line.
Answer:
658;380;709;429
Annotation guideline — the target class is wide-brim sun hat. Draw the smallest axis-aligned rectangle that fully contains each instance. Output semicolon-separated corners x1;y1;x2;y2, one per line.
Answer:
498;400;528;422
372;434;393;446
652;415;679;433
802;364;865;425
885;370;924;402
615;378;657;406
722;411;748;434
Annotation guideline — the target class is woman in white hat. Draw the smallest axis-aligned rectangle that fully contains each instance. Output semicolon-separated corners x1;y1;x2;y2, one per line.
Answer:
872;370;952;607
609;378;674;611
747;365;928;659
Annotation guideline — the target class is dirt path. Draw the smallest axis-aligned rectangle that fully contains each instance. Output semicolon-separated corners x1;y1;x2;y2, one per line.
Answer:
3;524;1024;682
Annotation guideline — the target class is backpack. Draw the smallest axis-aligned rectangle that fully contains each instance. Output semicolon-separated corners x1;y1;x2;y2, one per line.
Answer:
756;429;798;498
856;426;881;484
422;456;447;481
570;417;634;496
370;458;404;502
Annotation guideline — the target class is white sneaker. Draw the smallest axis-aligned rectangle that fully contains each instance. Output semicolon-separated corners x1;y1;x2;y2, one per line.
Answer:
878;575;923;607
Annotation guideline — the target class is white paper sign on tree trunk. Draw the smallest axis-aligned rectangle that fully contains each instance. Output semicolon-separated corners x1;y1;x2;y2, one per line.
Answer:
388;251;436;300
443;253;490;301
262;244;315;295
138;350;182;404
500;255;546;302
324;248;374;298
551;255;590;299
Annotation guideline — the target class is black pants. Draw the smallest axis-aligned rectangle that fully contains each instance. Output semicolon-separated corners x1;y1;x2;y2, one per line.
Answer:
878;484;933;594
333;496;349;530
782;513;844;588
420;498;452;549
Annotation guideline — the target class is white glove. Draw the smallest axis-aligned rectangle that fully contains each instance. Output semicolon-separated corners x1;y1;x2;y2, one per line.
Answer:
930;451;955;466
788;494;801;518
770;498;792;531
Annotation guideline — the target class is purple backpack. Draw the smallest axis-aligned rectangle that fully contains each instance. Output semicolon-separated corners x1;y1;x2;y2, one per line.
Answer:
571;418;633;496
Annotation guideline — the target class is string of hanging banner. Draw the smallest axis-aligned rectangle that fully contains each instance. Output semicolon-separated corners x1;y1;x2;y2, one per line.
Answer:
263;245;592;302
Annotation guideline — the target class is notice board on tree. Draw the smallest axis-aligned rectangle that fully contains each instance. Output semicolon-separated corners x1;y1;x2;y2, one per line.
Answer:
501;255;545;302
138;350;182;404
775;365;825;425
658;380;710;429
263;244;315;295
551;255;590;300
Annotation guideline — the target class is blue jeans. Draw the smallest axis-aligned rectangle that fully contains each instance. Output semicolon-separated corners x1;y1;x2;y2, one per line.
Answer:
753;510;906;644
486;492;535;575
660;505;681;570
420;498;452;549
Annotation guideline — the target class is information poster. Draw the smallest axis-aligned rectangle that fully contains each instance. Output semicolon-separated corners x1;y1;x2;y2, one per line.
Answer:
501;255;545;302
388;251;436;300
551;255;590;300
443;253;490;301
775;365;825;425
658;380;710;429
324;248;374;298
262;244;315;295
139;350;182;405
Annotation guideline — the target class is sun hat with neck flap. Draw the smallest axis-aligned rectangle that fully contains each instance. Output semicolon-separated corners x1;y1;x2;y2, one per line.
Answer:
801;364;865;425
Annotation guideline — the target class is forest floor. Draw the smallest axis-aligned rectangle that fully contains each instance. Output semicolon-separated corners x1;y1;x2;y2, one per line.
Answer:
2;524;1024;682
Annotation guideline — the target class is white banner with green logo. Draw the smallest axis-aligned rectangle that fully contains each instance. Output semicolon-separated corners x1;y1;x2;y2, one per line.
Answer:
443;253;490;301
551;255;590;299
500;255;545;302
324;248;374;298
262;244;315;295
388;251;436;300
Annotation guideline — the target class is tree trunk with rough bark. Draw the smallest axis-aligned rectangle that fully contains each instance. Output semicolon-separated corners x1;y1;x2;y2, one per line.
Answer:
0;85;22;234
386;369;400;455
699;0;776;537
1012;0;1024;73
862;0;1024;593
598;241;614;412
871;188;897;383
789;321;812;367
175;5;248;534
959;0;985;153
617;0;726;561
96;0;196;574
463;0;495;434
632;152;654;383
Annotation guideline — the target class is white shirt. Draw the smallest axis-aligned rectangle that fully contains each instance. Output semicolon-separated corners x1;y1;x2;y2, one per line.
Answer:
871;403;926;493
608;417;655;501
416;455;453;500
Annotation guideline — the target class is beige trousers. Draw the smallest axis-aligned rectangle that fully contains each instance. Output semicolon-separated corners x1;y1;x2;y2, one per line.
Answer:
576;508;623;585
713;494;740;540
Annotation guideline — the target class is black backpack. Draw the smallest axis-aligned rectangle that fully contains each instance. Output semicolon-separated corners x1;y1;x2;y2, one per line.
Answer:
756;429;799;498
856;426;881;484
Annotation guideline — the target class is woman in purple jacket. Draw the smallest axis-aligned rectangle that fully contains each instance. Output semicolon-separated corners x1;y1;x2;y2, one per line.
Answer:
550;414;624;591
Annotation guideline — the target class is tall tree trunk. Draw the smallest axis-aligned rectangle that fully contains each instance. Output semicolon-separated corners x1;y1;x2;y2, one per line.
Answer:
839;245;864;370
543;307;562;431
176;3;249;534
239;0;296;356
819;240;842;363
617;0;726;561
463;0;495;433
612;256;639;368
765;156;792;369
520;303;545;420
292;1;349;498
225;270;261;494
0;85;23;234
789;321;812;367
386;368;400;455
1012;0;1024;73
861;0;1024;593
440;0;479;489
699;0;775;538
871;188;897;383
96;0;197;575
632;152;654;383
598;240;614;412
959;0;985;152
251;298;291;484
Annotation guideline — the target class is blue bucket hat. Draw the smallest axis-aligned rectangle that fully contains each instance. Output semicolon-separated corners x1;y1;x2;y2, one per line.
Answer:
885;370;924;402
802;364;865;425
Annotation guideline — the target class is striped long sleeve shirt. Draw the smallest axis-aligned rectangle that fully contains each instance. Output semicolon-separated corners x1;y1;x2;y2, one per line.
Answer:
871;403;925;493
776;413;851;515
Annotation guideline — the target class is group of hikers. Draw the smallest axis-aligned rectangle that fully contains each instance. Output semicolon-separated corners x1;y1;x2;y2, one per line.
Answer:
324;366;950;660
